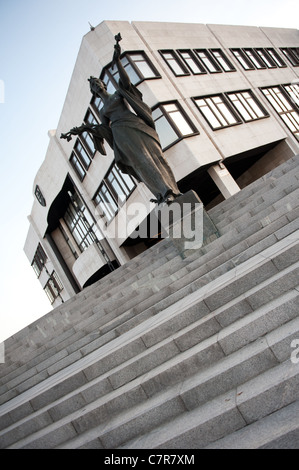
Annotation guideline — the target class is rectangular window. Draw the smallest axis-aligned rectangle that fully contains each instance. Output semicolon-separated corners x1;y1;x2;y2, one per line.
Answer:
64;193;97;252
152;101;198;149
255;48;277;68
69;138;92;181
261;85;299;140
193;94;241;130
280;48;299;66
44;271;63;304
159;50;190;76
73;141;91;169
226;90;268;121
209;49;236;72
32;244;47;277
70;153;86;181
103;51;161;88
266;48;287;67
194;49;222;73
283;84;299;107
94;163;136;223
80;131;95;156
243;49;266;69
177;50;207;74
230;49;255;70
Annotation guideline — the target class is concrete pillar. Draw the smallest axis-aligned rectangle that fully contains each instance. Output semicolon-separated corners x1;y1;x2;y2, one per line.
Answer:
208;163;240;199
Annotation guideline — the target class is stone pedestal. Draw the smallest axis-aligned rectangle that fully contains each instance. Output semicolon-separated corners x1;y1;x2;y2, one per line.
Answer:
154;190;219;258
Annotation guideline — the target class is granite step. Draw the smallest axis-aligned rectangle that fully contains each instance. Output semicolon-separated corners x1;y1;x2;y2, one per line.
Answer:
3;294;298;449
211;163;299;227
0;253;298;447
204;399;299;449
3;158;298;371
117;359;299;450
209;154;299;221
0;220;298;405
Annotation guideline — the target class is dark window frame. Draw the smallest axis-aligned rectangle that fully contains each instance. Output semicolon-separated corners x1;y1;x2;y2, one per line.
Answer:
101;50;161;87
69;154;86;182
152;100;199;150
93;162;137;224
225;89;269;122
280;48;299;67
32;244;48;278
193;89;268;130
243;48;267;69
209;49;236;72
265;48;287;68
177;49;207;75
44;271;63;304
64;192;98;252
193;49;222;73
261;84;299;140
159;50;190;76
230;48;256;70
193;93;243;130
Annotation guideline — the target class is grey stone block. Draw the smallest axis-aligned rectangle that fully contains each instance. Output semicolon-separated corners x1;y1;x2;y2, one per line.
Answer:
266;316;299;363
21;423;78;449
141;339;224;398
30;371;87;411
205;400;299;449
218;290;299;355
237;360;299;424
0;411;53;449
108;340;180;390
72;385;148;435
180;339;277;410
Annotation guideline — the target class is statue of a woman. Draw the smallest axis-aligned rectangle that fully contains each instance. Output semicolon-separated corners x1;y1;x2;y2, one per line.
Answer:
61;34;182;204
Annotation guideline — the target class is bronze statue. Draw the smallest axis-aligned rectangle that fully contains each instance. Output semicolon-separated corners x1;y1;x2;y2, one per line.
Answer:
61;33;182;204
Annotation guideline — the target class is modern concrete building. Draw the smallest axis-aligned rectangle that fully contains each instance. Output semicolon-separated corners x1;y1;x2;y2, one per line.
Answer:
24;21;299;308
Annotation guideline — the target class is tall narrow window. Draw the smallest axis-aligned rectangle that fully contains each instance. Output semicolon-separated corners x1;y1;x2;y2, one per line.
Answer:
266;48;286;68
32;244;47;277
159;50;190;76
209;49;236;72
152;102;197;149
94;163;136;223
64;192;97;252
226;90;268;121
243;49;266;69
255;49;277;68
177;50;206;74
283;84;299;107
193;94;241;130
261;86;299;140
44;271;63;304
230;49;255;70
280;48;299;66
194;49;222;73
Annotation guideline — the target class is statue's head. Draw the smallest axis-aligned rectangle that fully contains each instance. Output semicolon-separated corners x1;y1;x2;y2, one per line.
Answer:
88;76;107;96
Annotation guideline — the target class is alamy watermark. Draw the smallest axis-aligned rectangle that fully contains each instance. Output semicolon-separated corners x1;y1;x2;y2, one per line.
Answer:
291;339;299;364
96;200;203;250
0;80;4;103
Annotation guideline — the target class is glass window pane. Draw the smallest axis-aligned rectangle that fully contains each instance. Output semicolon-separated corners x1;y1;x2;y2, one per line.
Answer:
170;110;194;135
155;114;178;148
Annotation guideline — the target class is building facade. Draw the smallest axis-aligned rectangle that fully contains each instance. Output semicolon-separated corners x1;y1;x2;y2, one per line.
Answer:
24;21;299;308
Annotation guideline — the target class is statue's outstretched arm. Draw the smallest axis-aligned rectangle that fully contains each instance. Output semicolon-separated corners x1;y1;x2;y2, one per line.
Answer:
60;123;112;156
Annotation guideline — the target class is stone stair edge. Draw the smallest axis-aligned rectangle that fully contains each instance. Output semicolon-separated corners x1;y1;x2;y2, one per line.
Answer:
3;310;298;449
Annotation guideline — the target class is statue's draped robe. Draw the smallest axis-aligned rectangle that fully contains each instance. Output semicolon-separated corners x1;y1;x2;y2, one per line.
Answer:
89;80;180;201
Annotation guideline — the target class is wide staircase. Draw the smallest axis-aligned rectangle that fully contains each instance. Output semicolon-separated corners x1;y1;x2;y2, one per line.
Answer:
0;155;299;449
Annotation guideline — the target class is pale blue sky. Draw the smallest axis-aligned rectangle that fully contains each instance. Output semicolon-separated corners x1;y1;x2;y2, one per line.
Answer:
0;0;298;342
